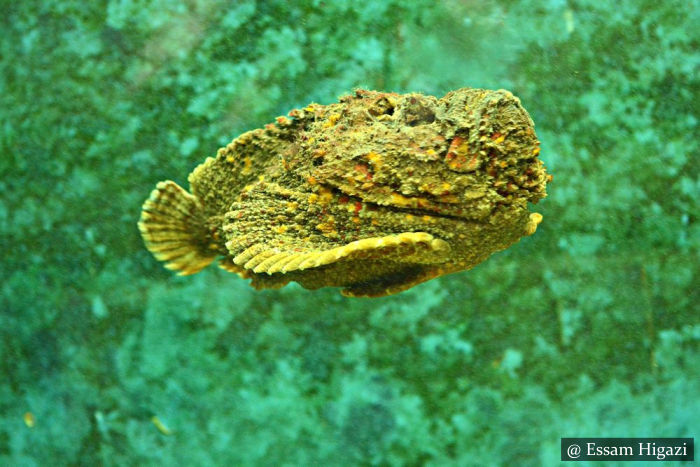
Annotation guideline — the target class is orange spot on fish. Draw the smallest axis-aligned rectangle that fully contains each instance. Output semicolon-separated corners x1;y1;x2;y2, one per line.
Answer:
276;116;291;126
445;136;478;171
354;163;372;180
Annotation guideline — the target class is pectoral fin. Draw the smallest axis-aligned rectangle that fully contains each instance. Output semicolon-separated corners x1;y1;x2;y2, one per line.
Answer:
228;231;450;275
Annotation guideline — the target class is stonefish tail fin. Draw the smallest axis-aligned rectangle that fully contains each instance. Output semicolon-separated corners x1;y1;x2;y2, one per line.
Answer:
138;181;217;275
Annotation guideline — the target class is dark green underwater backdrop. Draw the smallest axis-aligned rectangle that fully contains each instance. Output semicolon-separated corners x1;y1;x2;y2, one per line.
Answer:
1;0;698;465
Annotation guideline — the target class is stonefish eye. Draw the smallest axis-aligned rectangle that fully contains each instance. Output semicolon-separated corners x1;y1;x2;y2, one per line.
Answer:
398;95;436;127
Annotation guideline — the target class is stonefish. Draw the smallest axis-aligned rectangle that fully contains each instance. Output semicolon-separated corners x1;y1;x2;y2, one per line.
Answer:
138;88;550;297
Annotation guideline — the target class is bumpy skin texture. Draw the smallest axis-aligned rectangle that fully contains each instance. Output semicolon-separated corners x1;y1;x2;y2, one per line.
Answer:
138;88;550;297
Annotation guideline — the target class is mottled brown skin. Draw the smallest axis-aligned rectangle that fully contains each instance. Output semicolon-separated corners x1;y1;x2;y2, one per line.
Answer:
138;88;550;297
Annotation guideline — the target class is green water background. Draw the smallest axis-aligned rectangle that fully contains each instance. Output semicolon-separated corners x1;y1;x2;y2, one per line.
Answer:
1;1;698;465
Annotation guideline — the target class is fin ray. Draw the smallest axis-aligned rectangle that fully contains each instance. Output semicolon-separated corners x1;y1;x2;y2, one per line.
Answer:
230;233;450;276
138;181;217;275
